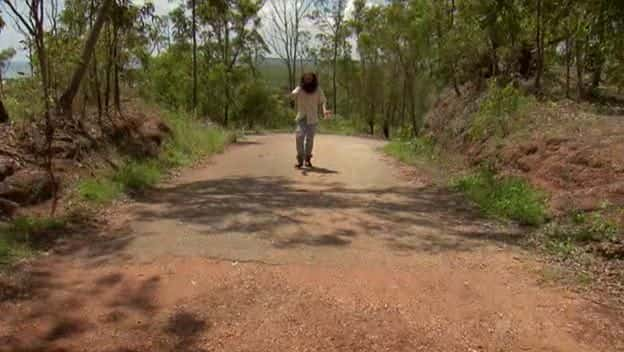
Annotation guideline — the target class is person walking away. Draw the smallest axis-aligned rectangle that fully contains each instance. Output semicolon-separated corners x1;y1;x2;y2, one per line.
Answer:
291;72;331;168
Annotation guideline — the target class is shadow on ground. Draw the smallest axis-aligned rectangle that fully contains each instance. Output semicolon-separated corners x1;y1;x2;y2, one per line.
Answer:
0;151;524;351
131;175;521;254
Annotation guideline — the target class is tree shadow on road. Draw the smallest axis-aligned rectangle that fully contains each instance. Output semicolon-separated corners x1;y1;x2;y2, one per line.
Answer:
0;174;525;352
131;175;522;254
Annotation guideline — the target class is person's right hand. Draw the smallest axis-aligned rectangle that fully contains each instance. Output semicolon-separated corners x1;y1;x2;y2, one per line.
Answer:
323;110;333;119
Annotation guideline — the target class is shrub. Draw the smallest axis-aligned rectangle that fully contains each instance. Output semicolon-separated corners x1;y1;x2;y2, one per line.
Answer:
113;160;162;192
453;170;547;226
470;80;533;140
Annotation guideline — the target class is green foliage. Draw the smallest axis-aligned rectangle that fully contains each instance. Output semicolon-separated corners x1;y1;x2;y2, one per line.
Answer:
470;81;533;140
234;82;292;129
2;78;43;121
547;212;619;252
8;217;66;240
452;171;547;226
140;47;193;112
539;212;621;258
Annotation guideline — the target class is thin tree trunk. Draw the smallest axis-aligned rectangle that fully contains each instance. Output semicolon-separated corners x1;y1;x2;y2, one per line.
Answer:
534;0;544;91
223;24;230;126
92;53;102;119
27;41;34;76
59;0;112;117
452;70;461;97
332;43;338;115
0;98;8;123
88;0;102;120
191;0;197;112
591;0;606;92
576;39;585;100
591;63;603;91
105;25;112;114
565;37;572;98
33;1;58;216
113;34;121;113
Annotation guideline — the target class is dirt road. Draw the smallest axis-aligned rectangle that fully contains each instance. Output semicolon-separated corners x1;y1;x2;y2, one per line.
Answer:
1;134;622;351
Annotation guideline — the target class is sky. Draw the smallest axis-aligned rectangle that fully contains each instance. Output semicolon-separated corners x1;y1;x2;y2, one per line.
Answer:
0;0;180;60
0;0;359;61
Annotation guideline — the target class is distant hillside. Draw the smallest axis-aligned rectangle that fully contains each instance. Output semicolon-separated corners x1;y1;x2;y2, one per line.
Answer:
3;60;31;78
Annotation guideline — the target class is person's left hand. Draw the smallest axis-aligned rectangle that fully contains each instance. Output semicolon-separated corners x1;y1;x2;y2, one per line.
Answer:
323;110;333;119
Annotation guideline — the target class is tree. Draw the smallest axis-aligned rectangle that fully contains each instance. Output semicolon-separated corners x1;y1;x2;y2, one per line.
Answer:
2;0;58;214
191;0;197;112
314;0;348;115
265;0;316;90
0;98;7;123
0;11;9;123
59;0;113;117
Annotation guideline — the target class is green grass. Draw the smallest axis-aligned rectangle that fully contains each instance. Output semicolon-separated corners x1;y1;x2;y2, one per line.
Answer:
452;170;547;226
383;137;438;164
77;178;123;204
317;116;367;136
0;216;67;266
76;111;233;204
112;160;162;192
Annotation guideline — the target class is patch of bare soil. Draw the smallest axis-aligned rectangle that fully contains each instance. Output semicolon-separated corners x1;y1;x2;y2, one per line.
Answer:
0;134;622;351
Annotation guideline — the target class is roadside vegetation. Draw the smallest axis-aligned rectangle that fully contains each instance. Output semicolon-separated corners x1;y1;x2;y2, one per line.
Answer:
76;111;233;206
0;216;67;267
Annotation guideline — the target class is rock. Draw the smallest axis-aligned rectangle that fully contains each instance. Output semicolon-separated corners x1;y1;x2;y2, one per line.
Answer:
516;157;534;172
596;241;624;260
51;140;78;159
113;115;172;158
609;182;624;195
0;168;54;205
0;197;19;217
545;136;569;147
137;117;172;145
520;143;539;156
0;156;17;181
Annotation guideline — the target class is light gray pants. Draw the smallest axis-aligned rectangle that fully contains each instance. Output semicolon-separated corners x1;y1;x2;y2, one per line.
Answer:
296;119;316;161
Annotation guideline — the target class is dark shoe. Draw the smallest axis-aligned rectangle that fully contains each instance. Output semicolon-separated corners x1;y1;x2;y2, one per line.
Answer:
295;157;303;169
304;157;312;168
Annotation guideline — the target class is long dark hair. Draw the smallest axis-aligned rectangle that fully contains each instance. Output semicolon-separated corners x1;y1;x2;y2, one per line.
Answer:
300;72;319;94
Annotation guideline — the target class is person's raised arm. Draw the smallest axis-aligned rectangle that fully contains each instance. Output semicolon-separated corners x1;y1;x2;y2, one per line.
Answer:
289;86;301;100
319;88;332;119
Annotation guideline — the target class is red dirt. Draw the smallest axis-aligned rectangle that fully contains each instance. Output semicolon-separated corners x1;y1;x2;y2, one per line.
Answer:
427;87;624;218
1;134;623;351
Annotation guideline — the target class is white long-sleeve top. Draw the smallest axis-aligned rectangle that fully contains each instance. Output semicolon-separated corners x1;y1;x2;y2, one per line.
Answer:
291;86;327;124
